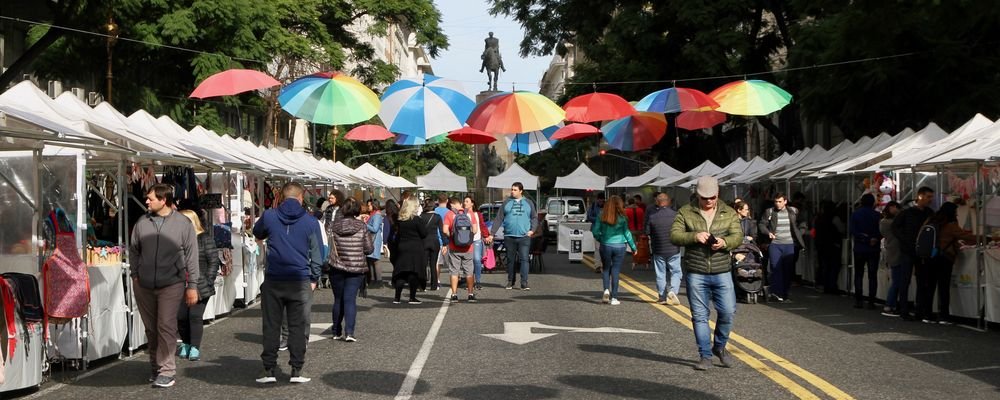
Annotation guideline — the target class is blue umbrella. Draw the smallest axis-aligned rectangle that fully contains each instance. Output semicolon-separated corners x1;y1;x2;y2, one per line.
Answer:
379;74;475;140
394;133;448;146
634;87;718;114
505;124;561;155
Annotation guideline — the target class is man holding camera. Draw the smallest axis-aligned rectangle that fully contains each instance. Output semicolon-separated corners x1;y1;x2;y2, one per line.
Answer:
670;176;742;371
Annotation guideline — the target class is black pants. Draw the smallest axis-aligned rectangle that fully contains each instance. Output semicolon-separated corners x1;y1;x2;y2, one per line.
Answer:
853;250;880;303
818;245;841;293
394;272;420;301
177;296;210;347
260;280;311;370
367;258;381;284
425;247;440;287
917;256;954;321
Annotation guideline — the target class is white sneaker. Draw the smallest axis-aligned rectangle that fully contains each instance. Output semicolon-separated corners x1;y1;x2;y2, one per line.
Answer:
601;289;610;304
344;335;357;342
667;292;681;305
610;298;621;305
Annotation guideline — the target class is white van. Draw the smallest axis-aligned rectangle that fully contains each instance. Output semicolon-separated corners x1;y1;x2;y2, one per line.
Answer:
544;196;587;237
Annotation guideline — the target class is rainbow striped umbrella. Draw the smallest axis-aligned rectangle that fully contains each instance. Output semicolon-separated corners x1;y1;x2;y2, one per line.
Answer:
601;112;667;151
466;91;566;134
634;87;718;113
278;72;380;125
379;74;475;140
708;80;792;116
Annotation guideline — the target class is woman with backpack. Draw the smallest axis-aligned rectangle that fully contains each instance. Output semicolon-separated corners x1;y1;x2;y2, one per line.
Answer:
591;195;637;305
176;209;220;362
918;202;978;325
328;198;374;342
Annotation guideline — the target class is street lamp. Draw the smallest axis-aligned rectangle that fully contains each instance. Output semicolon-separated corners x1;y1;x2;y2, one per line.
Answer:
104;15;119;104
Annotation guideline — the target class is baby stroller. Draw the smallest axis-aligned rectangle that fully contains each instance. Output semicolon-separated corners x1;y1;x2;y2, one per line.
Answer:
731;243;767;303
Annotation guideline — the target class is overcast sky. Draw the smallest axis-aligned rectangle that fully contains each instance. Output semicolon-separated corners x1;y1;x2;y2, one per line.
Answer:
430;0;551;94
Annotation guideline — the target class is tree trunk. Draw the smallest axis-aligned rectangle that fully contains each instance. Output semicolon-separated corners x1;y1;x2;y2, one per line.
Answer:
0;28;64;89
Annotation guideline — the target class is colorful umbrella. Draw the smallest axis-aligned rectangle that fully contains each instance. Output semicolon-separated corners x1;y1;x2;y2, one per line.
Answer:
395;133;449;146
447;127;496;144
345;124;394;141
505;124;561;155
708;79;792;116
466;91;566;134
563;92;635;122
601;112;667;151
278;72;380;125
676;110;727;130
379;74;475;140
189;69;280;98
551;123;601;140
634;87;718;114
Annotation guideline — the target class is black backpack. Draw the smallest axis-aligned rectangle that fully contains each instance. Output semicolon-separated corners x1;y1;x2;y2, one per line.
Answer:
2;273;44;323
915;223;938;259
452;211;474;247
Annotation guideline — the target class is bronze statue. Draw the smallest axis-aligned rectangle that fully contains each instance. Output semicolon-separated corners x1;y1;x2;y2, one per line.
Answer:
480;32;506;91
481;145;505;176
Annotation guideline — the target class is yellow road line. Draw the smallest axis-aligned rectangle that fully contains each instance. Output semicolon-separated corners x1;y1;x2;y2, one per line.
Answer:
616;278;822;400
619;273;854;400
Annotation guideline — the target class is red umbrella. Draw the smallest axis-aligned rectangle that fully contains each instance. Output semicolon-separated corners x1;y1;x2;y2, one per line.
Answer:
190;69;280;98
345;124;394;141
551;123;601;140
676;110;727;130
447;127;496;144
563;92;635;122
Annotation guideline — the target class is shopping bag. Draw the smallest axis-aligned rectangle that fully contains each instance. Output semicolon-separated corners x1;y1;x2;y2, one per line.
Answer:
484;246;496;270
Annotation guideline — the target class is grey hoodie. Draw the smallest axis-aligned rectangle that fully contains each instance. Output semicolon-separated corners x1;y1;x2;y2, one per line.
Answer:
129;209;200;290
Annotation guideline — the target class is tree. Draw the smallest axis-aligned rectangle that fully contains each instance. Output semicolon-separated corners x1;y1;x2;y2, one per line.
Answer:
4;0;448;141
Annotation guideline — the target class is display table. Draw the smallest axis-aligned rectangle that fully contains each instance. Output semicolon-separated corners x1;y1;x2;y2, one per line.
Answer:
984;248;1000;323
950;248;980;319
0;316;44;393
49;265;128;361
557;223;595;253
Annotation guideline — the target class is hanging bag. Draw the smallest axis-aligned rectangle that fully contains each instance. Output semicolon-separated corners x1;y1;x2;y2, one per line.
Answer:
42;209;91;323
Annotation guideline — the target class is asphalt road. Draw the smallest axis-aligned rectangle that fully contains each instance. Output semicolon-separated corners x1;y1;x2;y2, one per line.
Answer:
10;249;1000;399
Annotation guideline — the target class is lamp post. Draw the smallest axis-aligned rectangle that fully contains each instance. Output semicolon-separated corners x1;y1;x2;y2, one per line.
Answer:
598;150;650;168
104;16;119;104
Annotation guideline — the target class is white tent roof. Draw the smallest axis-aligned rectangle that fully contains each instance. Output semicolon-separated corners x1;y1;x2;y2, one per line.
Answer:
877;114;995;171
554;163;607;190
0;82;119;148
678;157;757;188
354;163;418;188
416;162;468;192
918;122;1000;166
487;162;539;190
649;160;723;187
607;162;684;188
729;148;813;184
817;122;949;175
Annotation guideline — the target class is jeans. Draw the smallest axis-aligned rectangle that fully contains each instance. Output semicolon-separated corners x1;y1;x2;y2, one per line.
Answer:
473;240;484;284
505;235;531;287
652;253;683;299
885;264;902;309
261;280;311;370
894;253;916;314
600;244;626;299
853;250;880;303
331;269;365;336
768;243;797;298
686;272;736;359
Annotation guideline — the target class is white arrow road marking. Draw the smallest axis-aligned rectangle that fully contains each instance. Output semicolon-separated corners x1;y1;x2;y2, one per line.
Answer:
481;322;660;345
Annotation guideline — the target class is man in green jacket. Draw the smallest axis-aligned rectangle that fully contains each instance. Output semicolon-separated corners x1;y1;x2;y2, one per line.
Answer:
670;176;742;371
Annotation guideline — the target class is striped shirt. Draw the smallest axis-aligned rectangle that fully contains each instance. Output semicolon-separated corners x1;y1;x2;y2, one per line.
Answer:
773;209;794;244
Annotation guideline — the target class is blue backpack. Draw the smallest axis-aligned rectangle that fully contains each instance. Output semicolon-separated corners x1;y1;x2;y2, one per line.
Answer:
452;211;474;247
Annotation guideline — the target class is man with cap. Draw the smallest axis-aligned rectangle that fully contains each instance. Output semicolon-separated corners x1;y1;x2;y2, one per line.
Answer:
758;192;806;302
670;176;742;371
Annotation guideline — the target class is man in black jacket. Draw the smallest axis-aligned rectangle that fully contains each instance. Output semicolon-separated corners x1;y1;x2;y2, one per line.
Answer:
758;193;806;302
129;184;200;388
890;186;935;320
645;193;682;305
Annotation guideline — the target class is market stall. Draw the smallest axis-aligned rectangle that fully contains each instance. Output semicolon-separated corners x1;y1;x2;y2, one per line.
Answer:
417;162;468;193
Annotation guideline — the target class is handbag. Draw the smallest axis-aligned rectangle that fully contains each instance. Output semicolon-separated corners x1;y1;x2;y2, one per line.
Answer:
323;237;338;274
483;246;496;270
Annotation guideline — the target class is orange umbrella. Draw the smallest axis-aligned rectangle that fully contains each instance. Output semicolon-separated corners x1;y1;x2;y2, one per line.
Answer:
551;123;601;140
563;93;635;122
447;127;496;144
345;125;394;141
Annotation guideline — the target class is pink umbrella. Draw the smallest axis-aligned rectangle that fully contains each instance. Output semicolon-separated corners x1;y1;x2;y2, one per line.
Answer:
345;125;394;141
190;69;280;98
676;110;727;130
551;123;601;140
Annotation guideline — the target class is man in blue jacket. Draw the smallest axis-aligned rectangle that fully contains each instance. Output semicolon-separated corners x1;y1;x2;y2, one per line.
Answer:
850;193;882;309
252;182;323;385
491;182;538;290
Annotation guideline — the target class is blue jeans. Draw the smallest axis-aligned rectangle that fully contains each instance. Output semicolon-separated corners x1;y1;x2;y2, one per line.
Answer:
686;272;737;359
768;243;797;298
653;253;683;299
331;269;365;336
885;264;902;308
600;244;626;299
893;253;916;313
473;240;484;284
505;236;531;287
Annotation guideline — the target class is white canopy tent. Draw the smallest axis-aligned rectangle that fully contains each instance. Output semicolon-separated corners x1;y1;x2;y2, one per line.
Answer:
554;163;608;190
354;163;419;188
416;162;468;192
607;162;683;188
878;114;996;171
487;162;539;190
814;123;949;176
649;160;723;187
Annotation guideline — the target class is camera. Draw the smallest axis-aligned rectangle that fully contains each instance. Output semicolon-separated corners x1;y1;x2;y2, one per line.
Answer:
707;234;718;245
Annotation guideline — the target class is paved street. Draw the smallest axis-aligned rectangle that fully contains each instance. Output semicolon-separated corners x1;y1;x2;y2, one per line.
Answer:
12;249;1000;400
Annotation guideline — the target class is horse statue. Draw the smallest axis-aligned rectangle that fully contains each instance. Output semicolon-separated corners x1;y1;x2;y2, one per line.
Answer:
480;32;506;91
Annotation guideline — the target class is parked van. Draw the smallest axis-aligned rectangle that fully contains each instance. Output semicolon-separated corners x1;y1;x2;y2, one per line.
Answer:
544;196;587;237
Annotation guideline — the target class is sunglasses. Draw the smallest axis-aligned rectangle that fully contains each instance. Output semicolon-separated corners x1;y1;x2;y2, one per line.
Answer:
699;196;718;201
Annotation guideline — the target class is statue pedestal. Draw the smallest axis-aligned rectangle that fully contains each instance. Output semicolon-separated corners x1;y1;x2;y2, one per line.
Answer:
476;90;503;103
475;90;510;203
